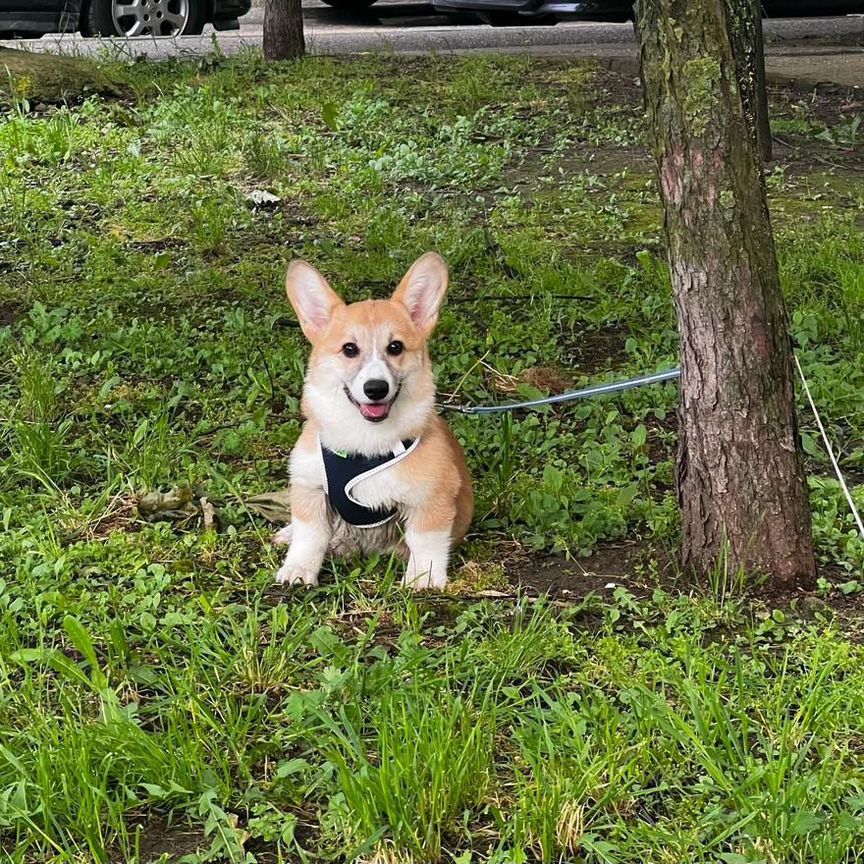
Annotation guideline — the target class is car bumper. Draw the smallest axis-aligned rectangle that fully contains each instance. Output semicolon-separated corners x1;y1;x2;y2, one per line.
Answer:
433;0;863;17
0;10;79;34
434;0;539;11
213;0;252;23
535;0;630;15
433;0;631;16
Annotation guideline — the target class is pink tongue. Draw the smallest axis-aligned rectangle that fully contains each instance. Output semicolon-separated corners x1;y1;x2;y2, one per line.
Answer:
360;402;390;420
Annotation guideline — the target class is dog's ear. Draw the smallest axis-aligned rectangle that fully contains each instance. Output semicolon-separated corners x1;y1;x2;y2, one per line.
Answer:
392;252;449;337
285;261;344;342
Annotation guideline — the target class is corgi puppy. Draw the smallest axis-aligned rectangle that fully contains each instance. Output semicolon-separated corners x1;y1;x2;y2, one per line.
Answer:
274;252;473;590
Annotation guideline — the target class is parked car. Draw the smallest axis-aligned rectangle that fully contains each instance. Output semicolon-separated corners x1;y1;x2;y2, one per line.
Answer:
432;0;864;27
0;0;251;38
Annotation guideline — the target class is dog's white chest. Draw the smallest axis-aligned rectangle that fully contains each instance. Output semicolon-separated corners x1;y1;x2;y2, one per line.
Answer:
328;439;421;518
292;437;421;524
349;467;408;510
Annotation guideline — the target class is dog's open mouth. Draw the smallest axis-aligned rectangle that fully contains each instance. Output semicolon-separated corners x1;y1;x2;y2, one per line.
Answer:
344;385;400;423
359;402;390;421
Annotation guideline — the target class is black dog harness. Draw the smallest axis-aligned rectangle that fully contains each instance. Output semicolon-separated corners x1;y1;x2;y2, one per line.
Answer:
320;438;419;528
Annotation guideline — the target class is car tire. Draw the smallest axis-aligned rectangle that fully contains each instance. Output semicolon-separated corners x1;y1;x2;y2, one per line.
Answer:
319;0;379;8
478;10;556;25
82;0;207;37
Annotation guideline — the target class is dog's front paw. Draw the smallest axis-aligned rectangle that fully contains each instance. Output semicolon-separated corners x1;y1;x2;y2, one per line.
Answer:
272;523;293;546
403;566;448;592
275;562;319;587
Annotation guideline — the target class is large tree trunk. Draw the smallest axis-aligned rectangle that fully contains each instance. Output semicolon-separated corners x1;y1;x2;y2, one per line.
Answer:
263;0;305;61
727;0;772;161
635;0;816;584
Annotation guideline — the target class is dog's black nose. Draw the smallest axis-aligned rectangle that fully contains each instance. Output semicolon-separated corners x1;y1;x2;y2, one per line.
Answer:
363;379;390;401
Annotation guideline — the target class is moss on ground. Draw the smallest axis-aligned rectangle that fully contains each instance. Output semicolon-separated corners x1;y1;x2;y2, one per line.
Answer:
0;47;121;104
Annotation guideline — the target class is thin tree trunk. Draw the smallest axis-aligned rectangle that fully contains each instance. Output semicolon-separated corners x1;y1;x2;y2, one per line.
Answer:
635;0;815;584
727;0;772;161
263;0;305;61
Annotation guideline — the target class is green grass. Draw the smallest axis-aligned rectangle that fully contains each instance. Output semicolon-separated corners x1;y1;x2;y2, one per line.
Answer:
1;53;863;863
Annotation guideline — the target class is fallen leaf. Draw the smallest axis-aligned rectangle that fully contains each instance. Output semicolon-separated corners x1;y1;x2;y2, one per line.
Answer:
246;189;281;206
137;487;197;521
246;489;292;523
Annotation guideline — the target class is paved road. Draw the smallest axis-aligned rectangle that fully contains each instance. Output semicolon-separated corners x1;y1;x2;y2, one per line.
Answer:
1;2;862;59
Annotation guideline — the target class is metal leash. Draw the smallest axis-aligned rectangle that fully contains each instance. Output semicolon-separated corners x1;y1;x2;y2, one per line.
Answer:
438;367;682;415
439;359;863;542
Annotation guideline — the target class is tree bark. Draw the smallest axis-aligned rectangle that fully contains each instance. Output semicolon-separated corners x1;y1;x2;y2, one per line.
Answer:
263;0;305;61
635;0;816;584
727;0;772;161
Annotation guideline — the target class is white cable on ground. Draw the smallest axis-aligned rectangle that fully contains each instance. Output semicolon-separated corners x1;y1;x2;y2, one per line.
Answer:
794;354;864;540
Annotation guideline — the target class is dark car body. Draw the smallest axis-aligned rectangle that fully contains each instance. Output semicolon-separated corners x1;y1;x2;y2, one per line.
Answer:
433;0;628;21
433;0;863;23
0;0;250;37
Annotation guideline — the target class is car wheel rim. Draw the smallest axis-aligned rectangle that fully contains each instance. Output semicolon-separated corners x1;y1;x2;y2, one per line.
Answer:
111;0;191;37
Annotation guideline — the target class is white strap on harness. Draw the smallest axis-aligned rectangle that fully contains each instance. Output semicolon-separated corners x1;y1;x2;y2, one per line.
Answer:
343;438;420;508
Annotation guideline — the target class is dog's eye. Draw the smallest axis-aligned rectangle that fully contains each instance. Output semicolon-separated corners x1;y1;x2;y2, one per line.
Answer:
342;343;360;358
386;340;404;357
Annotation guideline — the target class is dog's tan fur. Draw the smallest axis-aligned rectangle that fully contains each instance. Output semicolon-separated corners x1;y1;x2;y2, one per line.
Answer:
275;253;473;590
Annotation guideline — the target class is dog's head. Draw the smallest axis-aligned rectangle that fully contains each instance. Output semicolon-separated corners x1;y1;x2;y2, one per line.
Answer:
286;253;448;453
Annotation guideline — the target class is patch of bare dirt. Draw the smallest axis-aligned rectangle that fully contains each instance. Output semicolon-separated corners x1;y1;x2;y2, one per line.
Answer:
563;324;629;375
771;78;864;125
581;61;643;107
504;541;676;600
502;545;864;633
769;81;864;173
527;66;864;183
117;816;207;864
0;300;21;328
504;145;652;199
